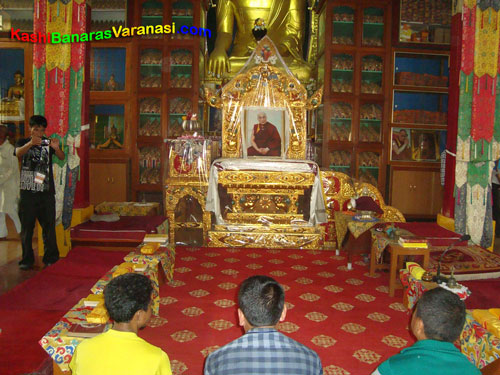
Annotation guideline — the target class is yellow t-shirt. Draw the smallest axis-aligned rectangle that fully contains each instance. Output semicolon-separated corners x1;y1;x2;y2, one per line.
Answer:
69;329;172;375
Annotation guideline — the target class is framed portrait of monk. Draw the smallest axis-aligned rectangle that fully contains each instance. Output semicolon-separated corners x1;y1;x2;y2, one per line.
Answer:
242;107;286;158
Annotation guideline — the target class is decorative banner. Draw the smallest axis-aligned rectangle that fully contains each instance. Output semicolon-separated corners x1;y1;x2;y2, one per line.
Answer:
462;5;476;76
453;0;500;247
33;0;47;69
33;0;87;227
46;0;72;72
473;8;500;78
471;75;496;142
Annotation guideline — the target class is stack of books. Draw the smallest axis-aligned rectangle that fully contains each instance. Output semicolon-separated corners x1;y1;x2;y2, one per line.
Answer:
64;323;108;338
143;234;168;244
398;236;428;248
140;234;168;254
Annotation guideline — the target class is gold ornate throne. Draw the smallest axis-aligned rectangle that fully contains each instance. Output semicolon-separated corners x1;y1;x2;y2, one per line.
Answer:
204;36;325;249
320;170;405;250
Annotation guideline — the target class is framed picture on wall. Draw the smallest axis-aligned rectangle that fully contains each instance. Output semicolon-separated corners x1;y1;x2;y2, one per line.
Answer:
390;127;412;161
391;127;442;162
242;107;286;158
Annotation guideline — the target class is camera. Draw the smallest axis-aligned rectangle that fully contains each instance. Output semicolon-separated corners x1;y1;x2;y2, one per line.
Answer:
41;138;51;146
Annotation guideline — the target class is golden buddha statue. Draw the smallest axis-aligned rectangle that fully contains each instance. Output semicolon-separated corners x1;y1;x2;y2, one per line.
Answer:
207;0;312;82
7;71;24;100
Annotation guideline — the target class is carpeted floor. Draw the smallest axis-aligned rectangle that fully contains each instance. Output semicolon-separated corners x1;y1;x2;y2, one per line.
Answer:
0;247;128;375
2;245;498;375
140;247;415;375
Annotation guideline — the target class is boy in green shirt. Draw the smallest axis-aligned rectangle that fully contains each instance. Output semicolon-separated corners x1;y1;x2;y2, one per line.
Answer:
372;288;480;375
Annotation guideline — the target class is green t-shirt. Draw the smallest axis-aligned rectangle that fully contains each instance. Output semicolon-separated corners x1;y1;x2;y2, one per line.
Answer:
376;339;480;375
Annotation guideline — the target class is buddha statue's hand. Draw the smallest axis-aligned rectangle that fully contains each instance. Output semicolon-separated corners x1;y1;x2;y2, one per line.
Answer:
277;42;291;57
208;48;230;77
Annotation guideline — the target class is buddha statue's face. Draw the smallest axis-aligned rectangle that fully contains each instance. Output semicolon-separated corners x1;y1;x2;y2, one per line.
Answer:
14;73;23;86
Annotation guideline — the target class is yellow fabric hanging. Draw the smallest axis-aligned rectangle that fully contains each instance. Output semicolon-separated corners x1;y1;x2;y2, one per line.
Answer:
46;0;72;71
474;8;500;78
464;0;477;9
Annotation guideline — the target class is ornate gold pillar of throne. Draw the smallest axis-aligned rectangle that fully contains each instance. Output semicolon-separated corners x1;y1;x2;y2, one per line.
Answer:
164;139;214;246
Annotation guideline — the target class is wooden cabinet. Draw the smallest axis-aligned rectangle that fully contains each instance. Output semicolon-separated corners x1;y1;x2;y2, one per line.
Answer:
319;0;392;195
87;1;209;207
390;168;442;217
89;160;130;205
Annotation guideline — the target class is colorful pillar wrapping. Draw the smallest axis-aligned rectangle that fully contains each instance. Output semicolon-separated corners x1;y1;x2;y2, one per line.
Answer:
454;0;500;247
33;0;88;229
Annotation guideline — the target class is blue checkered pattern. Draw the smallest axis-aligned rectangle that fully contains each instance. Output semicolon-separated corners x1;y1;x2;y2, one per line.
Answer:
204;328;323;375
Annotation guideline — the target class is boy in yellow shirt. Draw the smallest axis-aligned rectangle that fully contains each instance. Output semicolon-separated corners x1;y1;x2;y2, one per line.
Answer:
70;273;171;375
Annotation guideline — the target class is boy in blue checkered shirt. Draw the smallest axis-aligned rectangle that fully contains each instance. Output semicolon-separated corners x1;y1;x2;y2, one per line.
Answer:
204;275;323;375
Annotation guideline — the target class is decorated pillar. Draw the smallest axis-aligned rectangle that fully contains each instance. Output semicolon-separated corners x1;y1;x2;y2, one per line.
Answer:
452;0;500;247
33;0;90;255
442;1;463;218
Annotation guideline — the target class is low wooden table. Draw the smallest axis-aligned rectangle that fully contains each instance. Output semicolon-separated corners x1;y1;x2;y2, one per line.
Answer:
387;244;430;297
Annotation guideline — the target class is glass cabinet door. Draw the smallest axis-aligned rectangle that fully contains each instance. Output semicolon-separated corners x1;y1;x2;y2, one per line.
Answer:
139;146;161;185
170;49;193;88
0;1;33;32
90;48;126;92
362;7;384;47
357;151;380;186
171;0;194;39
168;97;192;137
0;48;26;139
331;53;354;93
139;97;162;137
394;52;449;88
332;6;354;45
140;48;163;88
330;150;352;175
399;0;451;44
90;105;125;150
141;0;163;38
330;102;352;142
91;0;127;32
393;91;448;125
359;103;382;143
361;55;383;94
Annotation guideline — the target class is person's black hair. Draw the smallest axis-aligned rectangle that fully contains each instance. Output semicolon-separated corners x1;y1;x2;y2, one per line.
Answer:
14;70;23;76
238;275;285;327
104;273;153;323
29;115;47;128
415;287;466;342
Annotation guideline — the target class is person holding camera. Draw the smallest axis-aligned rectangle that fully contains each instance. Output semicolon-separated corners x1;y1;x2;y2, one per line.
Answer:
14;115;65;270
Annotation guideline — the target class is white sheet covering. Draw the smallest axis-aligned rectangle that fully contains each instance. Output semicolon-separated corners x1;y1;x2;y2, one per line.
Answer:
206;158;327;225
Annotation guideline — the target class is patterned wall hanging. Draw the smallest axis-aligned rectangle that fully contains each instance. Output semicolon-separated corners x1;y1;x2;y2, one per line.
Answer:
454;0;500;247
33;0;87;229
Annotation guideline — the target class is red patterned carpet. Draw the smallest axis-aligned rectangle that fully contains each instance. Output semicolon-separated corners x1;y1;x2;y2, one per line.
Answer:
140;247;414;375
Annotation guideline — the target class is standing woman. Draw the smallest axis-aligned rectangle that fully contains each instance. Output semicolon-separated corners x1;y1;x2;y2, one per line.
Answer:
0;125;21;239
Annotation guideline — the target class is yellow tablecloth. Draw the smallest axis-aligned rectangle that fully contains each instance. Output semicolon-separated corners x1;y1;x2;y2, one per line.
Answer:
370;228;413;263
90;263;160;316
124;246;176;282
95;202;159;216
334;211;380;248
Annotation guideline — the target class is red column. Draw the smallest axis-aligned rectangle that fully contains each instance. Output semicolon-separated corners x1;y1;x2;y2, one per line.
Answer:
441;12;462;218
72;3;90;208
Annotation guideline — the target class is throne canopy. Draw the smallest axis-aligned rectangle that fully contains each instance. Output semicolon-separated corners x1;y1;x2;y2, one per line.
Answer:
206;36;322;160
